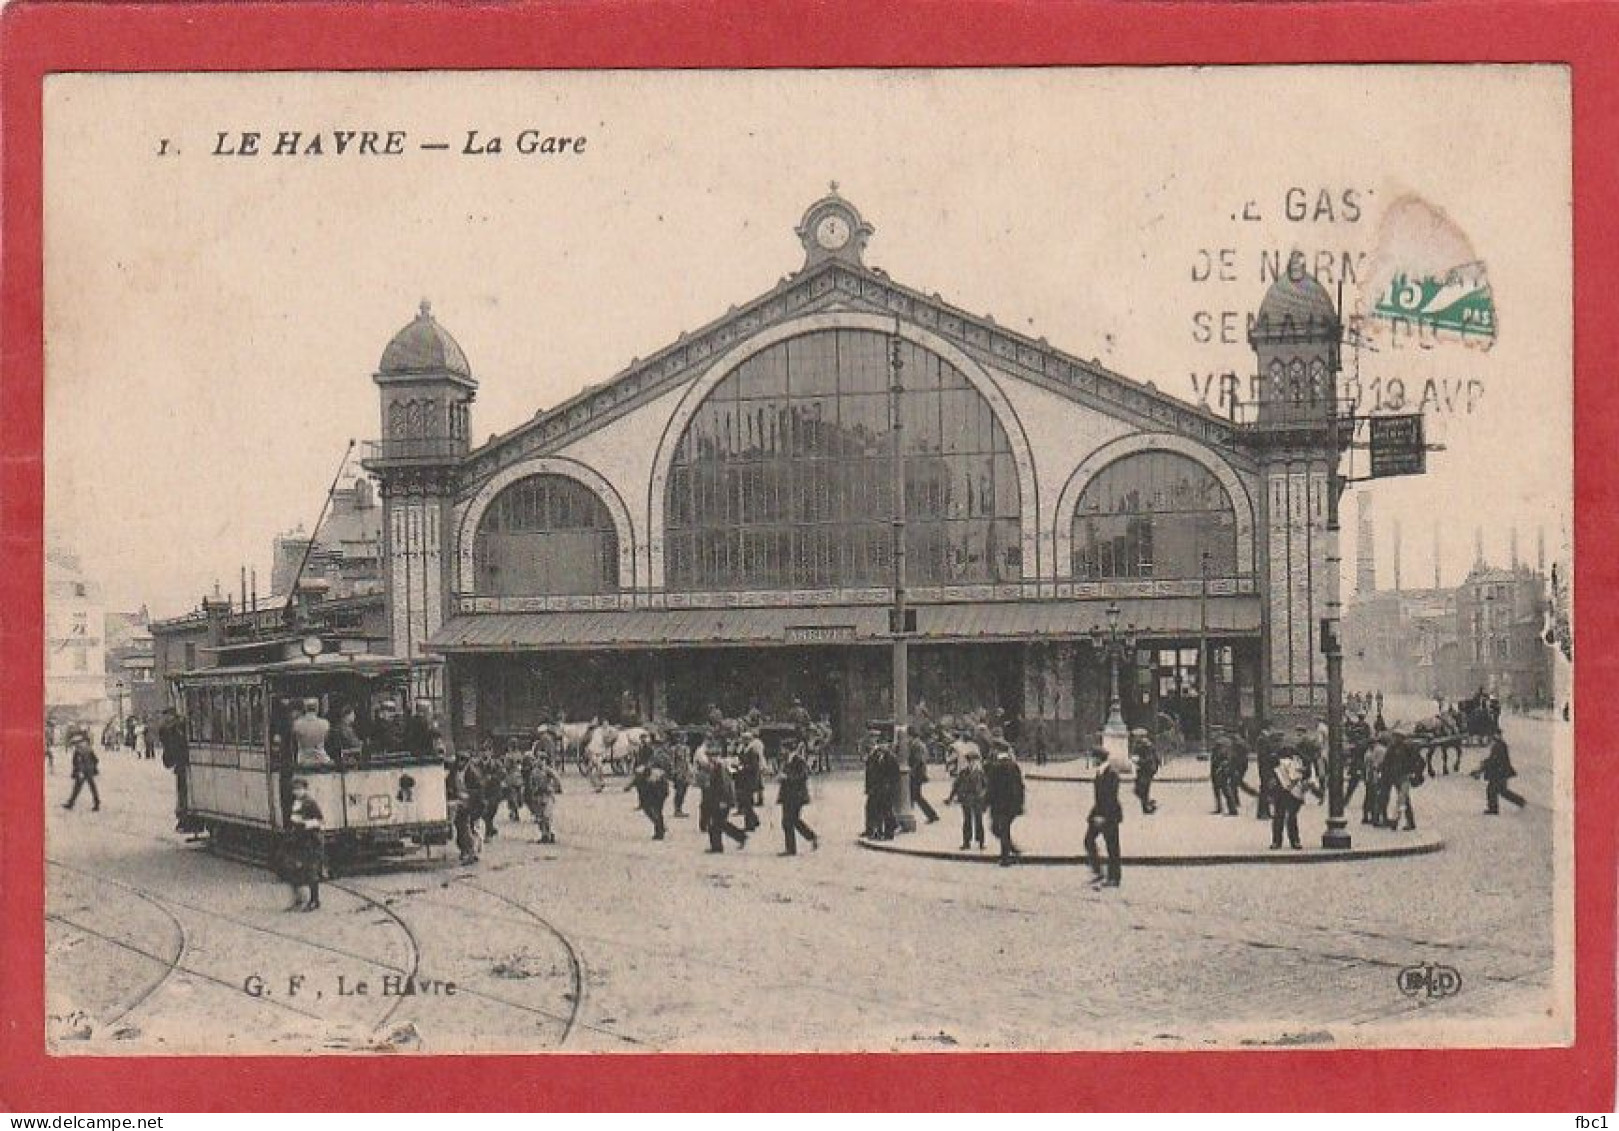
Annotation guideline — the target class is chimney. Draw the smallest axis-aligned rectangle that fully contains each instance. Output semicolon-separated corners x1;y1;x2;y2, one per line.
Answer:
251;568;258;610
1510;526;1519;570
1392;519;1403;593
1355;493;1376;596
1433;522;1442;590
1537;527;1546;575
240;565;248;612
1474;526;1485;569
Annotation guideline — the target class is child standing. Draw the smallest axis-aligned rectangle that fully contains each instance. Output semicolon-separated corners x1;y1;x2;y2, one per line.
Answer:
283;777;325;911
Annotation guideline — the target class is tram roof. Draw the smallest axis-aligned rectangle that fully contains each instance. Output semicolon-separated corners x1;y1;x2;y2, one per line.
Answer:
175;653;441;681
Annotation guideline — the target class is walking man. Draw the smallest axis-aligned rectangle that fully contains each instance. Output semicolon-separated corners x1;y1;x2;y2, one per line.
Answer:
1475;734;1527;814
1130;729;1160;815
1084;747;1123;888
776;743;818;855
734;728;765;832
625;735;670;840
984;747;1025;866
526;752;562;844
908;733;940;824
62;724;101;812
1209;727;1231;815
702;753;749;853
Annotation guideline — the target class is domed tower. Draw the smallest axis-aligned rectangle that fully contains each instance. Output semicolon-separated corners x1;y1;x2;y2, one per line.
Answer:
363;300;477;659
1244;258;1343;727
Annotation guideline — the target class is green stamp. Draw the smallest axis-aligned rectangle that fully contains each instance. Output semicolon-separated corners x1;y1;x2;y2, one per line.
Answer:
1371;260;1496;343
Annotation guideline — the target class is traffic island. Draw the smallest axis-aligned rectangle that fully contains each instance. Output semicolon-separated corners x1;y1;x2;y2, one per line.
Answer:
857;782;1444;865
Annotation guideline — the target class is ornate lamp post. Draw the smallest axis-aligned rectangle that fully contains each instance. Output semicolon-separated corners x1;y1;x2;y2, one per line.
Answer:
1089;601;1138;762
113;679;127;726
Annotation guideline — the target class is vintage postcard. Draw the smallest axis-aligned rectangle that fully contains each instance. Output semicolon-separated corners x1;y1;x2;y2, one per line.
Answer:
33;62;1579;1065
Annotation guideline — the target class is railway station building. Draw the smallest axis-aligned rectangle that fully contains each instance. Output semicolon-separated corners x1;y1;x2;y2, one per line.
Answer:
362;192;1344;755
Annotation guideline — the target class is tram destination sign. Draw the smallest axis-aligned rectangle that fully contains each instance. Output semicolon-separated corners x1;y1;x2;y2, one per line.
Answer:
1368;413;1427;478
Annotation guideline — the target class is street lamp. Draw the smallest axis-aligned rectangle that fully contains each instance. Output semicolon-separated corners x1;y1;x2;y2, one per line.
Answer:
114;679;126;726
1089;600;1138;762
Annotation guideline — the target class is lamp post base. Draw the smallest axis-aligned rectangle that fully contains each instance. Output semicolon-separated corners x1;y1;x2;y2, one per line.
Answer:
1101;710;1131;763
1321;818;1352;850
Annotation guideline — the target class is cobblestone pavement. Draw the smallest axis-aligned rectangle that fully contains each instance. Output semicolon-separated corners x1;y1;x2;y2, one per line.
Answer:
44;708;1565;1053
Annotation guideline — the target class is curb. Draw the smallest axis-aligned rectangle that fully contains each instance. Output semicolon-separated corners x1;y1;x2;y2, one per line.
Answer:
855;833;1444;867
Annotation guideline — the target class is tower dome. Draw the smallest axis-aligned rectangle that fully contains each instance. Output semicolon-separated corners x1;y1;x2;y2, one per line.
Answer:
378;300;473;380
1251;255;1339;341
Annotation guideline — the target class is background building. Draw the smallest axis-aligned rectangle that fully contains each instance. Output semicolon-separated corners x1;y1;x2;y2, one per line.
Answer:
45;544;107;722
357;194;1347;755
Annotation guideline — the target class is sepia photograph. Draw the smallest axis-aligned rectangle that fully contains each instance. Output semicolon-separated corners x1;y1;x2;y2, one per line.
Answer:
38;65;1574;1057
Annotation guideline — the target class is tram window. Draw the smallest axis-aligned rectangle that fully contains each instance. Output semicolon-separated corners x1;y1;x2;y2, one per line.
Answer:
223;687;239;746
247;686;263;745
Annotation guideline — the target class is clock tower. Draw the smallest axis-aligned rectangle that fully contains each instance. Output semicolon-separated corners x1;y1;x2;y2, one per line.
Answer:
796;184;873;268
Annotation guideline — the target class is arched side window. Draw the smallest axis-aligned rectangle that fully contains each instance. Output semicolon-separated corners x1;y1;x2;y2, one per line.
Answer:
472;474;619;596
388;401;406;438
1070;450;1238;581
664;328;1021;591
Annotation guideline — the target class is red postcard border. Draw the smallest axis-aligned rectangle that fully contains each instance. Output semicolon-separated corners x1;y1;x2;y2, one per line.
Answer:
2;1;1614;1112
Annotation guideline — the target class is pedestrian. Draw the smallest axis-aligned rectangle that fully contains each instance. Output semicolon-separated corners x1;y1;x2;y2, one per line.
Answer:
136;717;155;760
123;715;136;753
1031;719;1049;766
526;752;562;844
668;733;693;818
1270;746;1309;850
501;740;531;822
1474;734;1527;814
984;747;1025;866
1208;727;1230;815
1254;728;1279;821
158;706;197;832
449;750;483;865
367;698;406;759
293;699;332;766
1130;728;1160;815
946;747;988;850
864;742;896;840
734;729;765;832
476;745;505;840
1084;747;1123;888
776;743;818;855
907;732;939;824
1386;731;1422;831
281;777;325;911
62;724;101;812
625;735;670;840
1294;724;1324;803
701;753;748;853
1223;730;1251;816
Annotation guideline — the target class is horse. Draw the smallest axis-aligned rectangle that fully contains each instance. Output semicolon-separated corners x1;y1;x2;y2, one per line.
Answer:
555;717;598;774
1412;715;1464;776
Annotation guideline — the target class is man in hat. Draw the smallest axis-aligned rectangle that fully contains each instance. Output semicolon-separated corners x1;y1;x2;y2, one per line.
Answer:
282;776;325;911
984;746;1026;866
1084;746;1123;887
526;749;563;844
292;699;332;766
946;745;988;850
1129;728;1160;815
62;723;101;812
158;706;198;832
907;731;940;825
367;698;405;758
1208;726;1231;815
1474;733;1527;814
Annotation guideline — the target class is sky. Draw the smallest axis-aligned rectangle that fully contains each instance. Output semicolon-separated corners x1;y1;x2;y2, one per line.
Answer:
42;67;1572;618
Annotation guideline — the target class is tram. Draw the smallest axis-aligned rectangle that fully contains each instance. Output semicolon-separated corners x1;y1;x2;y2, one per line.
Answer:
173;647;452;868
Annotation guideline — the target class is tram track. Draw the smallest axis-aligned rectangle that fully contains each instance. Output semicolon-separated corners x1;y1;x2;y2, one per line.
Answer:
452;877;586;1046
44;865;189;1027
48;839;624;1048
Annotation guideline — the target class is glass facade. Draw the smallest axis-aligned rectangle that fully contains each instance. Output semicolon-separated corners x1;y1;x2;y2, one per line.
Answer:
1070;450;1238;580
473;474;619;596
665;329;1021;590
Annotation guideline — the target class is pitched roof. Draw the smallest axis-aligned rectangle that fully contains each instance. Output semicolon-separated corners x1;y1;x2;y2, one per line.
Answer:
458;257;1247;492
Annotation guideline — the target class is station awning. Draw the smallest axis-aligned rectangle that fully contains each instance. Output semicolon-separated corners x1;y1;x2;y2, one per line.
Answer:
427;597;1260;652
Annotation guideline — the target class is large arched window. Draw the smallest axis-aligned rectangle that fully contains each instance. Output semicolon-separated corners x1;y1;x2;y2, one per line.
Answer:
665;329;1021;591
1070;451;1238;580
472;474;619;596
